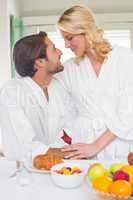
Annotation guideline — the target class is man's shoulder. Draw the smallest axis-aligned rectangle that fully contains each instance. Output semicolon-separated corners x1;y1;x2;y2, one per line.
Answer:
0;78;22;91
0;78;27;100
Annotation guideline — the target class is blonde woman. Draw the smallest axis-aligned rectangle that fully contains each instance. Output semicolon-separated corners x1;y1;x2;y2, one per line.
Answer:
56;5;133;160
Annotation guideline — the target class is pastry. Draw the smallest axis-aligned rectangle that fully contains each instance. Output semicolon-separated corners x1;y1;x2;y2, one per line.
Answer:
33;148;64;171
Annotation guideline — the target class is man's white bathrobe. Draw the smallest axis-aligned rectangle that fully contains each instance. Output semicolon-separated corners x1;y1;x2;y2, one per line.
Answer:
57;45;133;160
0;77;74;160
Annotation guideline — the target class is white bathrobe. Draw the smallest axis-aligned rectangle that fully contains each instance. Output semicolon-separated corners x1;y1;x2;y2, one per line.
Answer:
56;45;133;160
0;77;75;160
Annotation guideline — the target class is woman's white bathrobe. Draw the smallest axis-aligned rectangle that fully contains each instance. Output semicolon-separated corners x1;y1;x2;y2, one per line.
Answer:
56;45;133;160
0;77;74;160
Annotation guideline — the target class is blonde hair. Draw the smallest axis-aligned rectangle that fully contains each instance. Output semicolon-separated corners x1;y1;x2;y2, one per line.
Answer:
57;5;112;63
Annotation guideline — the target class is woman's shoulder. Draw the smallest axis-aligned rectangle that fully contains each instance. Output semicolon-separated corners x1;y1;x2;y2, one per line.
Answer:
113;45;133;57
112;45;133;69
113;46;133;79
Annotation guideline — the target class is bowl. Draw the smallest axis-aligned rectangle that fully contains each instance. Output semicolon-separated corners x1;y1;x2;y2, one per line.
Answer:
51;162;87;189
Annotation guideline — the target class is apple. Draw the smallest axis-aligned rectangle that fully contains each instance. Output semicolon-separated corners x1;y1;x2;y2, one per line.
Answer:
109;163;125;173
87;163;106;182
112;170;129;181
128;152;133;165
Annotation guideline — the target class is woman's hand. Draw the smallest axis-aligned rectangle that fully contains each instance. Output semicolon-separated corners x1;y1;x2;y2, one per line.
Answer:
61;143;98;159
61;130;116;159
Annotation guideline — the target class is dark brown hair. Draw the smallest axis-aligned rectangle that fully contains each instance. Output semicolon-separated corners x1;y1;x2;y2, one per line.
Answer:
13;31;47;77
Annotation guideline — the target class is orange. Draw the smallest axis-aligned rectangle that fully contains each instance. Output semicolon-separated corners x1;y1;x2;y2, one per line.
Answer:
121;165;133;186
109;180;132;197
129;174;133;186
92;175;112;193
121;165;133;174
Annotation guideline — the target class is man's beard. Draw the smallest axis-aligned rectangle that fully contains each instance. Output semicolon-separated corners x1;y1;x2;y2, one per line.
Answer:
55;64;64;73
49;64;64;75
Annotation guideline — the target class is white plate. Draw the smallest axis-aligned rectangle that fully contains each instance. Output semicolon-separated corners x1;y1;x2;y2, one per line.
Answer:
25;159;127;174
24;159;87;174
24;161;50;174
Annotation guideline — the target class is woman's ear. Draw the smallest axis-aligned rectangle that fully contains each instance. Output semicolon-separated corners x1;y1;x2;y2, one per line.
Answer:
34;58;46;70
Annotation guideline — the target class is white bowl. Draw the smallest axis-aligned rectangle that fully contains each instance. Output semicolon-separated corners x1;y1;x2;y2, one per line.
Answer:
51;162;87;189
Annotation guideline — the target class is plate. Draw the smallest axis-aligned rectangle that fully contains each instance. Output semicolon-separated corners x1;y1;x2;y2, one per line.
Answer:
24;161;50;174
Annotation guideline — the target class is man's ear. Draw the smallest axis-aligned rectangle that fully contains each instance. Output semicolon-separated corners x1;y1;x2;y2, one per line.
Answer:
34;58;46;70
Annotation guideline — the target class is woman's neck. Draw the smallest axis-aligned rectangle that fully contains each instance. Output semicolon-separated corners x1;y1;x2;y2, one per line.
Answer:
86;48;98;62
86;49;103;76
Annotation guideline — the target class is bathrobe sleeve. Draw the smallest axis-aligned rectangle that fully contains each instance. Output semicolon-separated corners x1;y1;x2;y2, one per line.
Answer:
103;47;133;140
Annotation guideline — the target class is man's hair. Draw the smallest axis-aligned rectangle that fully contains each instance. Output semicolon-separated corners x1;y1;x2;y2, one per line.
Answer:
13;31;47;77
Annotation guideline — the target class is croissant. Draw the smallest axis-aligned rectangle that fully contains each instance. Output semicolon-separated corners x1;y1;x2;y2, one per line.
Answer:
33;148;64;171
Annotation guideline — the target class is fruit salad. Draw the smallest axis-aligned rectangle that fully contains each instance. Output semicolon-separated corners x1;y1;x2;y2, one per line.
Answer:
54;166;82;175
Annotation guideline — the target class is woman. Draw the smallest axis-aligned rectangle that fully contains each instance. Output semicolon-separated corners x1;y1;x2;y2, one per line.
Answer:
56;5;133;160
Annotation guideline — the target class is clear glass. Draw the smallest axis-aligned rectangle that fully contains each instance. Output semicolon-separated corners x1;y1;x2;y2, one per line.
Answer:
16;160;32;187
16;148;33;187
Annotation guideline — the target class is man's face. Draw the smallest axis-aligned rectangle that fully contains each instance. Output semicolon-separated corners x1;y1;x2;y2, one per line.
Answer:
44;37;64;74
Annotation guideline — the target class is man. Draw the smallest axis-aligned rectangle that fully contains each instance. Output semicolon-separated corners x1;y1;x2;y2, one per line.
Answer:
0;32;74;160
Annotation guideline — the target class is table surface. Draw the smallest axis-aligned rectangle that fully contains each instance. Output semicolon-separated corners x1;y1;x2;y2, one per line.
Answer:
0;158;127;200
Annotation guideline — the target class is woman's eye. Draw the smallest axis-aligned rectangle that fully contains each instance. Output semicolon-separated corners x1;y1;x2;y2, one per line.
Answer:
65;36;73;41
68;37;73;41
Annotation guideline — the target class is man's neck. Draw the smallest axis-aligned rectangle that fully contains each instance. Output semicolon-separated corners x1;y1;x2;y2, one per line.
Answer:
32;73;53;89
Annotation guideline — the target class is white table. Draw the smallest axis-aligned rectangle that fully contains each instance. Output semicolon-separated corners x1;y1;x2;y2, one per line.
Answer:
1;158;126;200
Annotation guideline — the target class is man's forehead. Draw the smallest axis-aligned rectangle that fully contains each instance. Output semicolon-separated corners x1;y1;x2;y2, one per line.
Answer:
45;37;54;46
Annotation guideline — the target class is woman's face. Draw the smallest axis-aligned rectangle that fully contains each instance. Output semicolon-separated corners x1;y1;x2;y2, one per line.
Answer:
60;30;87;57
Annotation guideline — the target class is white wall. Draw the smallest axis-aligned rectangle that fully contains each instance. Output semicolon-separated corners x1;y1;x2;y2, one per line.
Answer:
0;0;20;147
0;0;20;87
9;0;20;16
0;0;11;87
